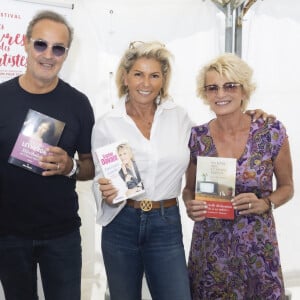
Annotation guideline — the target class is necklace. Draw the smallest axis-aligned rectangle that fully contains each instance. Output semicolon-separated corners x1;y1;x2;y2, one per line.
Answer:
126;101;156;126
133;114;153;129
126;100;156;138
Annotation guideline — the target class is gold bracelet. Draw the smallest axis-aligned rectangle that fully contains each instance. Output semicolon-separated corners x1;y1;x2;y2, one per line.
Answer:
262;198;270;210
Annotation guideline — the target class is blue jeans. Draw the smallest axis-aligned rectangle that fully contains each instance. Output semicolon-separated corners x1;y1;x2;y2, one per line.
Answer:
0;230;82;300
102;205;191;300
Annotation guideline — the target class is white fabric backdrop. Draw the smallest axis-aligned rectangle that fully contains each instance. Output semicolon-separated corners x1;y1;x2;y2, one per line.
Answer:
1;0;300;299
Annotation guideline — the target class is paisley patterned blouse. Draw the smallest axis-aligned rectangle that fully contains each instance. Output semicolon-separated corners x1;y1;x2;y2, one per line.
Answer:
188;119;287;300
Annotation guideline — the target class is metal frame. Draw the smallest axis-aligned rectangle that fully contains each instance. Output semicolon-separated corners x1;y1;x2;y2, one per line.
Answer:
210;0;259;56
13;0;74;9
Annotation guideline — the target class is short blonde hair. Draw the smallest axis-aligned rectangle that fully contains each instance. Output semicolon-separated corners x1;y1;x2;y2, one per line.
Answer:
196;53;256;111
115;41;173;100
117;143;134;160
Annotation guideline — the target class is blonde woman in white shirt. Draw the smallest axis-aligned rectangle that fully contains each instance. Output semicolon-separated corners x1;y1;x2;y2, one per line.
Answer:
92;41;192;300
91;41;270;300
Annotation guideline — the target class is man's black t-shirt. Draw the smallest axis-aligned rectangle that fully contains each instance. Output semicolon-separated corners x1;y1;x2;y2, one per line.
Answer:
0;77;95;239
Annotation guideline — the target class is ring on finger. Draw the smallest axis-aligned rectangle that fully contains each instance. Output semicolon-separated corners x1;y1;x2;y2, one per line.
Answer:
56;163;60;170
248;202;252;209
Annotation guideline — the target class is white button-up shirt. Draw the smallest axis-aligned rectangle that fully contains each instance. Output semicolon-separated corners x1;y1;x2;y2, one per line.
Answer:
91;96;194;226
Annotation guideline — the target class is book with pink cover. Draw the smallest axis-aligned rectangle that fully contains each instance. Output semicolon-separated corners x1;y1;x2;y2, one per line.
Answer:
196;156;236;220
94;141;145;204
8;109;65;175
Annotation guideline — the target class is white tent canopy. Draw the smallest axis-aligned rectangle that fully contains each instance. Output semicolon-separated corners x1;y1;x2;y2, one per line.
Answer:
1;0;300;299
68;1;300;297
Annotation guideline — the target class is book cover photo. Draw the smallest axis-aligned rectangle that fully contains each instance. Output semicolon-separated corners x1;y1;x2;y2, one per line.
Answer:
94;141;145;204
8;109;65;175
196;156;237;220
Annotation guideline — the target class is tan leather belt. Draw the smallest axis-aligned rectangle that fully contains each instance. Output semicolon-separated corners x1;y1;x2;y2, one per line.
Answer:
126;198;177;212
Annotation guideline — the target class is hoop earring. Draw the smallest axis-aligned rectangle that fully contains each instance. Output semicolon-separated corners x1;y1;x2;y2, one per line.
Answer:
155;90;162;105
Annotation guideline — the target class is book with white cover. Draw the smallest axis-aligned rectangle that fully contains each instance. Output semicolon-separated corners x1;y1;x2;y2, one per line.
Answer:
94;141;145;203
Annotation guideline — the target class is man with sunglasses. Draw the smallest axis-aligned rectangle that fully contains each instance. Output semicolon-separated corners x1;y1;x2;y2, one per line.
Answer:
0;10;95;300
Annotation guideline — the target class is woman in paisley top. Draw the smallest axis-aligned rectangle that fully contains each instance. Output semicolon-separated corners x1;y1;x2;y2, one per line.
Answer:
183;53;294;300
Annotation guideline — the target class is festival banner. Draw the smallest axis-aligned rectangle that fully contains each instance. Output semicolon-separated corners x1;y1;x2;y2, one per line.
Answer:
0;0;72;83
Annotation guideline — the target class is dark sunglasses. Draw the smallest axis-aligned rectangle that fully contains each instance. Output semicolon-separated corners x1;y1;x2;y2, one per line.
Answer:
30;38;68;57
204;82;242;95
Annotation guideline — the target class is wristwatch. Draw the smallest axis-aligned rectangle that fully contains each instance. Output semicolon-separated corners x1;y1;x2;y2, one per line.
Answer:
270;201;276;210
267;197;276;210
66;158;80;179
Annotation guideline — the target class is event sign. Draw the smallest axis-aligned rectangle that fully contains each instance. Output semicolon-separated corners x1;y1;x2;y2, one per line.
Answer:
0;0;72;83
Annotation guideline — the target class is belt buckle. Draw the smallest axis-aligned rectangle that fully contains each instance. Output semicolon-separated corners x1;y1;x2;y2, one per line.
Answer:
140;198;152;211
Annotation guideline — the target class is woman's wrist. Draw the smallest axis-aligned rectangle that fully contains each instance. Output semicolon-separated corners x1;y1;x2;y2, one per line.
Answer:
267;197;276;210
262;197;275;211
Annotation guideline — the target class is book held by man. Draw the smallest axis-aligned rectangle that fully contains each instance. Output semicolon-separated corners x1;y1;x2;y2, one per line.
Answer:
196;156;237;220
94;141;145;204
8;109;65;175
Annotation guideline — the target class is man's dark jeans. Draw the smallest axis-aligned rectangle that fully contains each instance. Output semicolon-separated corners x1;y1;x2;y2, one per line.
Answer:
0;230;82;300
